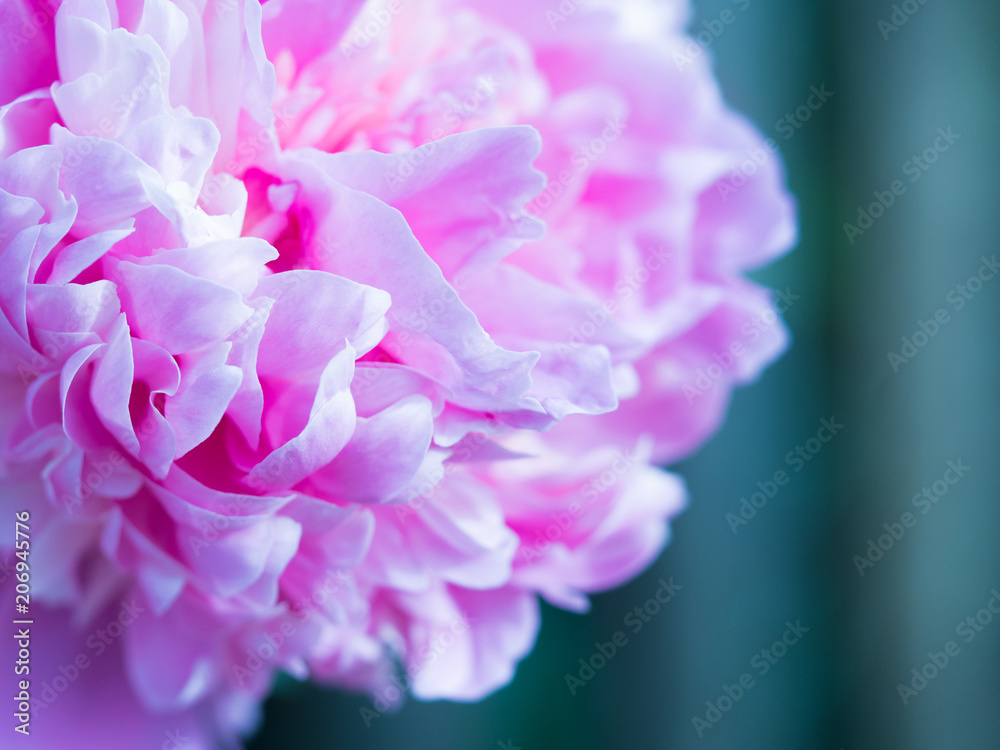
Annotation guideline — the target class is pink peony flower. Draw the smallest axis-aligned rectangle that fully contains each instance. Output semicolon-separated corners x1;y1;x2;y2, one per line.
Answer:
0;0;795;745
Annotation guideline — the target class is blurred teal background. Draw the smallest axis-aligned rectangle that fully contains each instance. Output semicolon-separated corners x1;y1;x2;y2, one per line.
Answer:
247;0;1000;747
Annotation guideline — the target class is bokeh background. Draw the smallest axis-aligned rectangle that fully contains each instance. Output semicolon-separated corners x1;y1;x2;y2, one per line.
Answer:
247;0;1000;747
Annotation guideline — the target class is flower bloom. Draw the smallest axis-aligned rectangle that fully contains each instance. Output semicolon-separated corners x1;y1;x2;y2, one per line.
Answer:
0;0;795;745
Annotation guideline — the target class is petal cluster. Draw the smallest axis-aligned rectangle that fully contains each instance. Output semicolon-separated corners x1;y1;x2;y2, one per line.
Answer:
0;0;795;745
